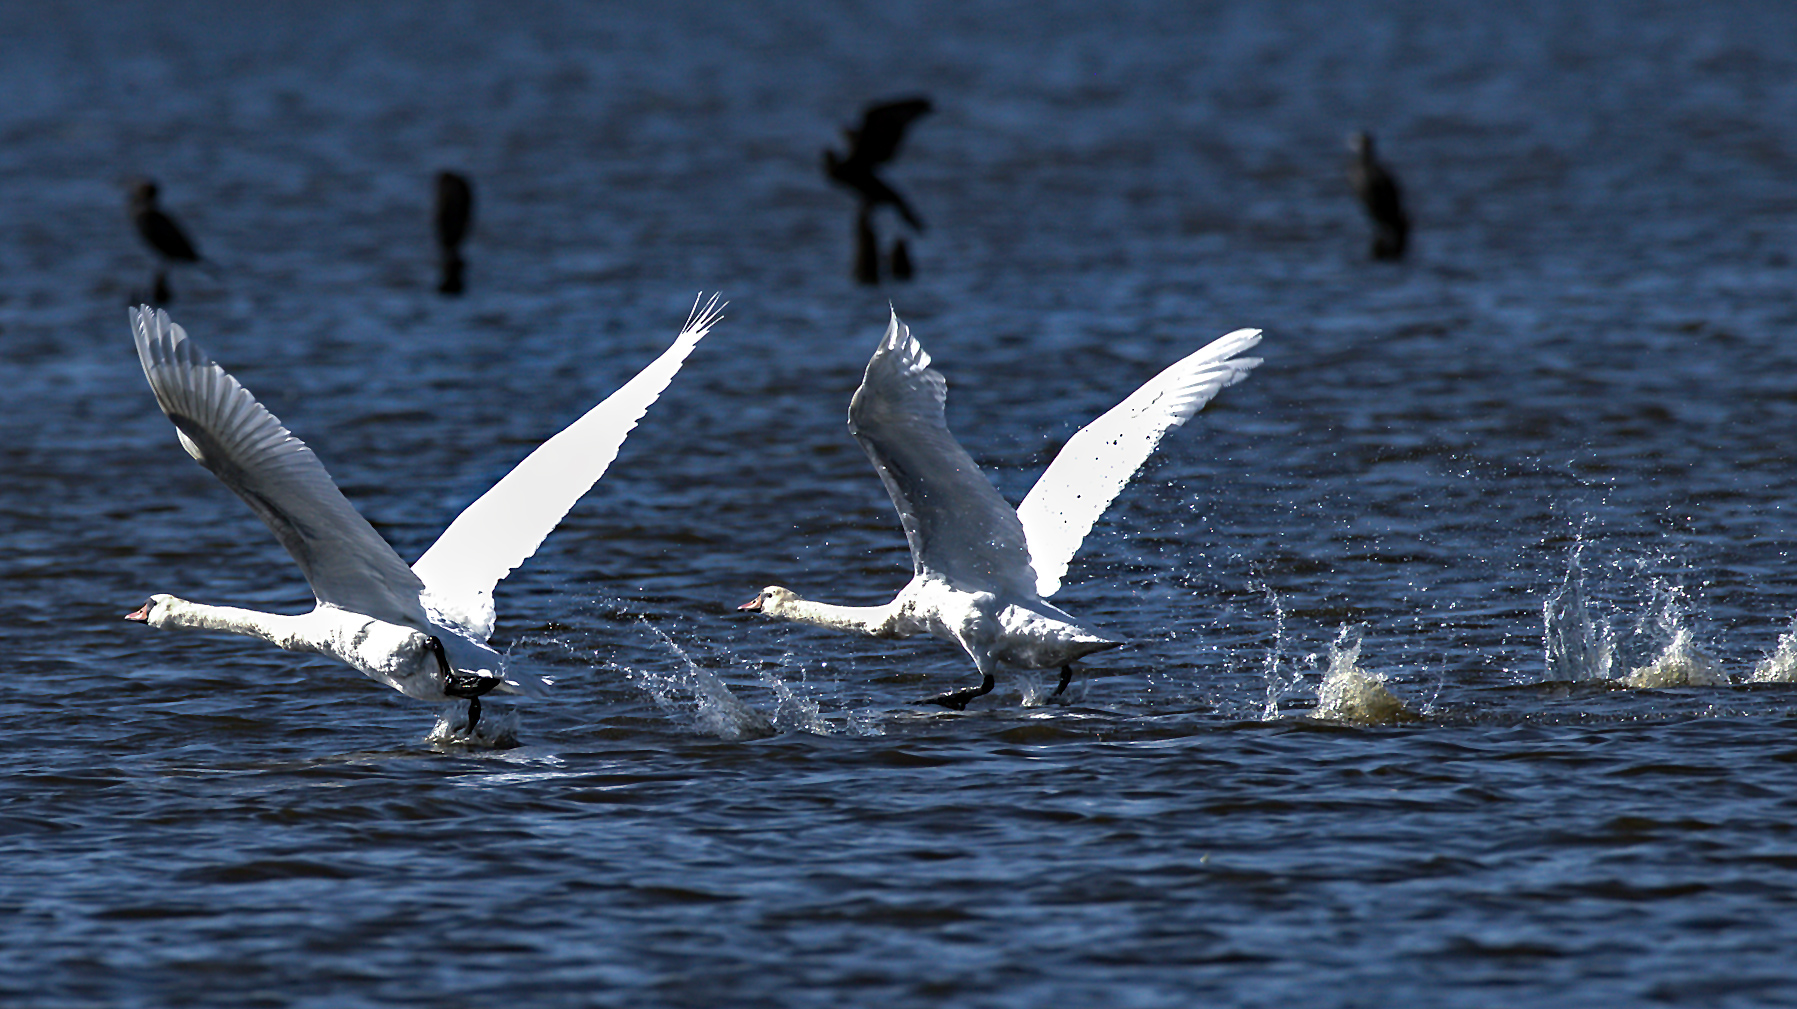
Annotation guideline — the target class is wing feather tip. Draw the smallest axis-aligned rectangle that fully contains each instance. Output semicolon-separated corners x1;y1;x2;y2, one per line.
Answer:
682;292;727;342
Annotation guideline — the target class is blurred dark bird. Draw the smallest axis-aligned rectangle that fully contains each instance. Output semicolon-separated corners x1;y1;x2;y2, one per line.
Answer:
825;97;932;232
128;180;203;304
1348;132;1409;260
130;180;202;264
854;205;881;285
434;171;475;295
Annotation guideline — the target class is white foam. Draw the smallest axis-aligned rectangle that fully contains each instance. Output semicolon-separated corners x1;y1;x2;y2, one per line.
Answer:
1625;627;1729;687
1750;618;1797;683
1311;624;1416;725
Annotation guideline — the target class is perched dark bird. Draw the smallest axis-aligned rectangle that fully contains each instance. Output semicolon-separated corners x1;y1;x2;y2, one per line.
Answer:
128;180;203;303
434;171;475;295
824;97;932;232
1348;132;1410;260
130;180;202;265
435;171;474;251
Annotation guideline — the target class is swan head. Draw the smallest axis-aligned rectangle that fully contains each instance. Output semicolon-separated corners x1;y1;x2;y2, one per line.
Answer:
125;593;178;626
738;586;798;616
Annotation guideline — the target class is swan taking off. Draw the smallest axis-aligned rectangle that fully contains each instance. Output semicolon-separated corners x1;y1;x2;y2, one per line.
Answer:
740;311;1262;709
124;297;723;735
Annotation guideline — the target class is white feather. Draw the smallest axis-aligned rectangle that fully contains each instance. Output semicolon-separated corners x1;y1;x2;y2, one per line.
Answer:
413;294;725;640
1016;327;1262;598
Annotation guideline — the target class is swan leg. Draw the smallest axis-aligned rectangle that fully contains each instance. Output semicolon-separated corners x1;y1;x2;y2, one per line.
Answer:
1050;665;1073;699
432;636;497;736
917;672;995;711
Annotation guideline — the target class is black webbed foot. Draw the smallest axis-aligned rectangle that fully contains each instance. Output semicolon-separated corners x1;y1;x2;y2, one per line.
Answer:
1048;665;1074;702
915;672;996;711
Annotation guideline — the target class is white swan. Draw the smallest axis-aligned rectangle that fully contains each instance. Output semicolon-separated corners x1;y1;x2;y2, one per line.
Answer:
125;297;724;732
740;311;1262;708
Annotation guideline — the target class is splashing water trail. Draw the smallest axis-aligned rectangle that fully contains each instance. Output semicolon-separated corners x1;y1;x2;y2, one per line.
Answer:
1542;545;1614;682
625;619;775;740
1751;618;1797;683
1311;624;1417;725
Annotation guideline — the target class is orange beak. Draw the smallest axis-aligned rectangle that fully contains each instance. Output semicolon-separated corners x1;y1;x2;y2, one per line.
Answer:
737;596;763;612
124;603;151;622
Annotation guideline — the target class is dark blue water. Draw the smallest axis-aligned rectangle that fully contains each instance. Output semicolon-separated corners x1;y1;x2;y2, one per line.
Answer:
6;1;1797;1005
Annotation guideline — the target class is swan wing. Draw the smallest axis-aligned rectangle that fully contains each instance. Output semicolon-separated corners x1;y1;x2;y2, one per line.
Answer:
411;295;723;641
131;307;429;628
1016;328;1263;598
848;312;1037;597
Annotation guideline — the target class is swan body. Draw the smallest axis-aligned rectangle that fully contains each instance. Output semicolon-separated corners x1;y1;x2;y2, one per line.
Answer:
126;297;723;730
742;312;1262;708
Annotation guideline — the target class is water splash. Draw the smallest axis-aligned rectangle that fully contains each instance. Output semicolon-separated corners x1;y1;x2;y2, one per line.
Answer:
1750;618;1797;683
1018;668;1086;708
625;620;775;741
1622;585;1728;688
1311;624;1417;725
426;704;522;749
1625;628;1728;687
1253;578;1302;719
754;657;838;734
1542;545;1615;682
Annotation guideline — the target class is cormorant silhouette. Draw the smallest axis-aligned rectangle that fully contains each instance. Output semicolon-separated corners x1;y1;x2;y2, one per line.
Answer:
1349;132;1410;261
434;171;475;295
825;97;932;284
128;180;203;303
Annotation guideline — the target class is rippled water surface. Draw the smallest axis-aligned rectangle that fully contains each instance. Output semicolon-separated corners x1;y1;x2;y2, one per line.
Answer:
6;2;1797;1005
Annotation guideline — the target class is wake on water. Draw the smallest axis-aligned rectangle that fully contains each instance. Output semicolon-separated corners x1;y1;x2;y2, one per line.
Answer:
552;540;1797;743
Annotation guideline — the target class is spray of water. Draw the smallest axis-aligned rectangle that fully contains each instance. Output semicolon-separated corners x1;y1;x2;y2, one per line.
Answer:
1749;618;1797;682
753;655;838;734
1252;578;1302;719
1625;627;1728;687
426;705;522;749
624;619;775;741
1542;544;1615;682
1622;583;1728;687
1311;623;1417;725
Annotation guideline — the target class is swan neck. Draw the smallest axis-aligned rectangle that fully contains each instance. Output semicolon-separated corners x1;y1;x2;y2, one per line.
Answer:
151;598;314;650
774;595;903;636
